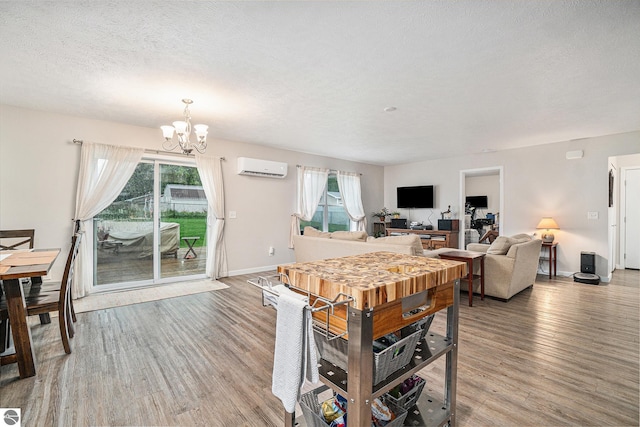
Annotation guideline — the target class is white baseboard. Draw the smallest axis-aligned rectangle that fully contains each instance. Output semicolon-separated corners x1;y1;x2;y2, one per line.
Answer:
228;264;279;277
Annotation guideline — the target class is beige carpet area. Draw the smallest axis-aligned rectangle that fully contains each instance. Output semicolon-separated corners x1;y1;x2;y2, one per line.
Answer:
73;279;229;313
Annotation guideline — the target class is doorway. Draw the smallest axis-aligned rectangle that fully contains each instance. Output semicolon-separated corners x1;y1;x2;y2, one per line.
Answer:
93;157;207;291
459;166;504;249
621;167;640;269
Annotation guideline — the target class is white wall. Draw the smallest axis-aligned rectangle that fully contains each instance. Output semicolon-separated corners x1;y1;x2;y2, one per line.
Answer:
0;105;384;280
385;131;640;279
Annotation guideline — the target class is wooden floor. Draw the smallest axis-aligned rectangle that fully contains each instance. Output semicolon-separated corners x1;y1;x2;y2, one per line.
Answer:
1;269;638;426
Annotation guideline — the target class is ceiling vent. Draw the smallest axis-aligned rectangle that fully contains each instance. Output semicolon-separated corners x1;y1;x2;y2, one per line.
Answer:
237;157;288;179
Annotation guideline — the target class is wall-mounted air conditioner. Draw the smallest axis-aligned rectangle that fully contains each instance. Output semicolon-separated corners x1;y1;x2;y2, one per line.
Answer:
237;157;288;178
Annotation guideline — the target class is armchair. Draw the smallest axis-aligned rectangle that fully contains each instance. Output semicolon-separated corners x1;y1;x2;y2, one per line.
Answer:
466;235;543;300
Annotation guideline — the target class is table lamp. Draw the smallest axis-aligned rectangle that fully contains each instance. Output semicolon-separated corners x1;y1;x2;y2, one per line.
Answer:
536;217;559;243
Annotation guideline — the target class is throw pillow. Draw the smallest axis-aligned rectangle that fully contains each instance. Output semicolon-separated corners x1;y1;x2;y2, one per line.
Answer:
331;230;368;241
303;226;331;238
487;236;516;255
368;234;423;256
510;233;532;243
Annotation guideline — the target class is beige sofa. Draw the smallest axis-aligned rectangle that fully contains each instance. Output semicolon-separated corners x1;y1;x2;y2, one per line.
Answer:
294;227;541;302
293;227;424;262
466;235;543;300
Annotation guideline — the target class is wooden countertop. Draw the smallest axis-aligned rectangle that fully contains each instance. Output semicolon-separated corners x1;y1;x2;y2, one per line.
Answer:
277;251;465;310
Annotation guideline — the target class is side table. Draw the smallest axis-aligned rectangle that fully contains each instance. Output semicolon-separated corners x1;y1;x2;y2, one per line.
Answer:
439;250;485;307
541;242;558;279
181;236;200;259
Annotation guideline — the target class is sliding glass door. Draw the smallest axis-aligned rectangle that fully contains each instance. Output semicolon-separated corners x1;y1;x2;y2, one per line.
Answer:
159;163;207;280
93;158;207;289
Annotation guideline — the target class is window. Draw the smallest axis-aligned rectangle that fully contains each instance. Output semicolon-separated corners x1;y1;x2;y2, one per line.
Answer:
300;174;350;232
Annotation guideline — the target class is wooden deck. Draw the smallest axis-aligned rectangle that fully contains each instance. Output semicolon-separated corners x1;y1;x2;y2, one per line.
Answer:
96;245;207;284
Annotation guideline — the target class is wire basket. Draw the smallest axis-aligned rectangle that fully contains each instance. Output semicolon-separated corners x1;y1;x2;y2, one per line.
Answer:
314;328;422;385
384;375;426;410
300;385;408;427
400;313;434;341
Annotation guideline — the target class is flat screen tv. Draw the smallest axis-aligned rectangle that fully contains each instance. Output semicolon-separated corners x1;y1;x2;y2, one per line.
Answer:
466;195;488;208
397;185;434;209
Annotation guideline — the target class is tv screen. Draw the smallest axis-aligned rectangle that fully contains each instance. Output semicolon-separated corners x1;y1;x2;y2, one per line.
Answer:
466;195;488;208
397;185;434;209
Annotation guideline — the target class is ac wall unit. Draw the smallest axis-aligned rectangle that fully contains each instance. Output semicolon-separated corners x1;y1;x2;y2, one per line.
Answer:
237;157;288;178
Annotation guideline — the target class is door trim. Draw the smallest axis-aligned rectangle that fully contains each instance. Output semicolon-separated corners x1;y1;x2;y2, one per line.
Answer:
459;166;504;250
620;166;640;269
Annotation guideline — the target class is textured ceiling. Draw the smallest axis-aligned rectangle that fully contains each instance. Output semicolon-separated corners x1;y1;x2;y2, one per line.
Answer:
1;1;639;165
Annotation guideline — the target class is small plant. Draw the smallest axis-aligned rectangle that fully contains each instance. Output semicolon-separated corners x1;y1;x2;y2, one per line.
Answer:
372;207;391;219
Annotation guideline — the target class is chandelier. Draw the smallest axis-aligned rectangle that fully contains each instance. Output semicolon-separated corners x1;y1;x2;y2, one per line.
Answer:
161;98;208;154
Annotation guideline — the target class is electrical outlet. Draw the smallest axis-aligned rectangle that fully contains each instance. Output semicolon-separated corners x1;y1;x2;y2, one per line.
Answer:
587;211;599;220
229;211;237;219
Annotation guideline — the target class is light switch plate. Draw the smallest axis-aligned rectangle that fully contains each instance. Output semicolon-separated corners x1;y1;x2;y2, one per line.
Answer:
587;211;598;220
229;211;237;219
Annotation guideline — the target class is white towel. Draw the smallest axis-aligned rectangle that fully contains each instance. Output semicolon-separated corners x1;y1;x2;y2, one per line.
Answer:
271;285;319;413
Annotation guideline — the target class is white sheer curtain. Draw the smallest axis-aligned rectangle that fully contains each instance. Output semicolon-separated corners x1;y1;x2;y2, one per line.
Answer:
337;171;367;231
195;154;228;278
73;142;144;298
289;166;330;248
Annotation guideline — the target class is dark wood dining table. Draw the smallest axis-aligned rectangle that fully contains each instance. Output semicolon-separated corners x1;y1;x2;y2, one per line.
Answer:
0;248;60;378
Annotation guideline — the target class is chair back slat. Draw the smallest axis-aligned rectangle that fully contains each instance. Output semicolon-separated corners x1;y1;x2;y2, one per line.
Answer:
58;234;82;314
0;229;35;250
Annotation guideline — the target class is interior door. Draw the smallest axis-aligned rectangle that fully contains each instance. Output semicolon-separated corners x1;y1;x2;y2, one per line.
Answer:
624;168;640;269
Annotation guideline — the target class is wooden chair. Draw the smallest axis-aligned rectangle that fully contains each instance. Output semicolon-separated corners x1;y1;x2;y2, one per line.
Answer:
1;234;82;354
0;229;35;250
1;230;37;340
0;229;58;325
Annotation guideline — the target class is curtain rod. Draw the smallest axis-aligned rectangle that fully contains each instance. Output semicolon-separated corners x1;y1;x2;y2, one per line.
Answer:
296;164;362;175
73;139;225;160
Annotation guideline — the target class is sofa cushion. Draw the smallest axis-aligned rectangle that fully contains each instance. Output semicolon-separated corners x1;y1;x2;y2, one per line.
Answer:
303;226;331;238
487;236;517;255
367;234;423;256
331;230;368;241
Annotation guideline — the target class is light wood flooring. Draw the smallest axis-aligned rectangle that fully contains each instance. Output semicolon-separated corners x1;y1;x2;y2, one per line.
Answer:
1;270;638;426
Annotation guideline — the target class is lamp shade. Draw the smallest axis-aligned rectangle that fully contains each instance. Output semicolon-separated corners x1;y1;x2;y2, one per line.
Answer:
172;121;188;134
160;125;175;139
536;217;559;229
193;124;208;139
536;217;558;243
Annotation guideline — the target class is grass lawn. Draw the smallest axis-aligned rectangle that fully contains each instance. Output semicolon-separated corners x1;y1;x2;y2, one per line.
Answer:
301;221;348;233
165;217;207;247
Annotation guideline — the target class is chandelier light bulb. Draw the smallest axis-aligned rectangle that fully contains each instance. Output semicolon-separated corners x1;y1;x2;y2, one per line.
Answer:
194;124;208;141
161;125;175;140
172;121;188;135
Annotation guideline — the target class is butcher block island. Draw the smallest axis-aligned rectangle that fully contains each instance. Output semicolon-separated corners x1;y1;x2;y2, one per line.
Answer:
276;251;465;427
